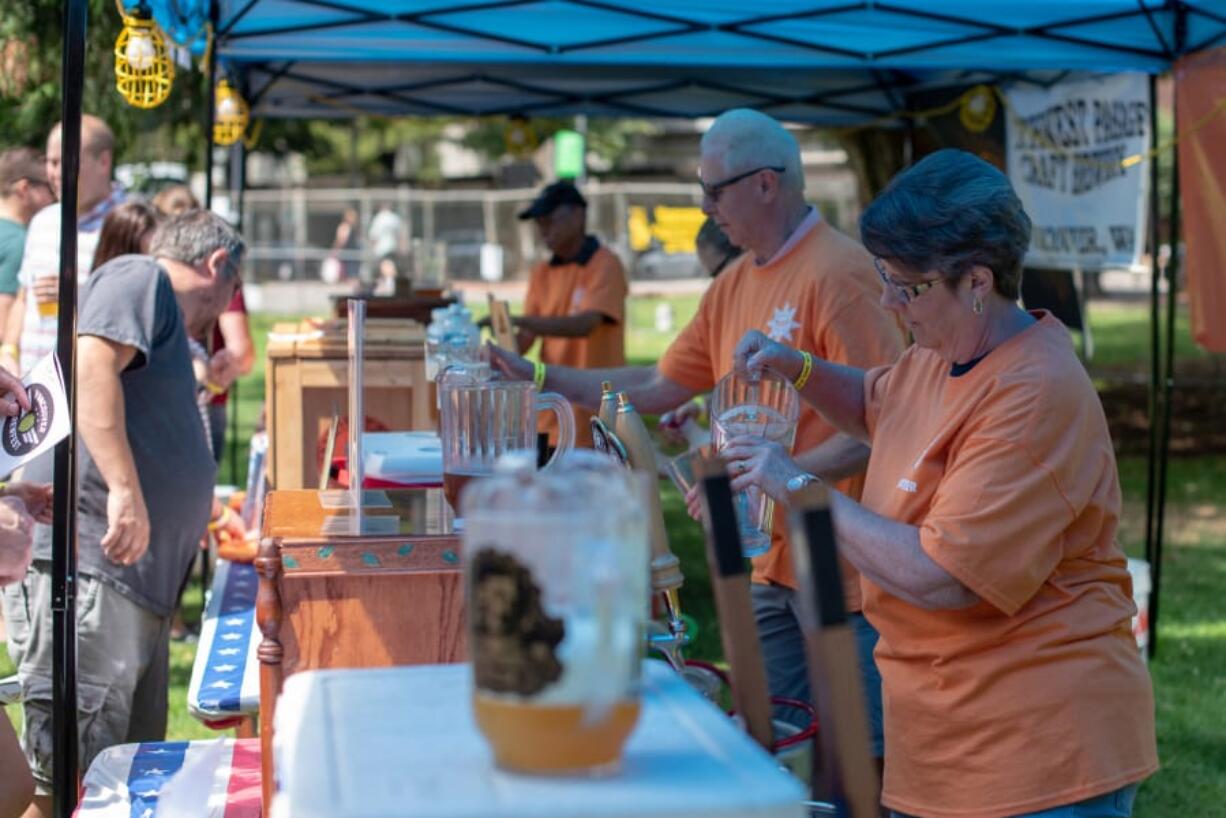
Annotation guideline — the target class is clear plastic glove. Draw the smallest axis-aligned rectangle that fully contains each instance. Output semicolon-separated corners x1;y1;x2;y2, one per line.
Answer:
0;496;35;586
659;399;704;446
721;434;808;505
485;342;534;382
733;329;803;382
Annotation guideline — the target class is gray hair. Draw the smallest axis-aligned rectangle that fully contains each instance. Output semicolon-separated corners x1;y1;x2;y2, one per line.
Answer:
701;109;804;194
149;210;245;276
859;149;1031;300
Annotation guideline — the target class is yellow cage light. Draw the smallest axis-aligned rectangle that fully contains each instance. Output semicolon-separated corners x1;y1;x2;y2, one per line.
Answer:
114;3;174;109
214;78;250;147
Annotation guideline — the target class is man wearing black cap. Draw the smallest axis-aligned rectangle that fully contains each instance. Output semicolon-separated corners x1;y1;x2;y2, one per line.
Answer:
512;180;627;446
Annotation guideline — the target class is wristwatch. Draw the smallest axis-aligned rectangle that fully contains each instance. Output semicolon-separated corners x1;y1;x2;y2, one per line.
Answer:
786;472;821;493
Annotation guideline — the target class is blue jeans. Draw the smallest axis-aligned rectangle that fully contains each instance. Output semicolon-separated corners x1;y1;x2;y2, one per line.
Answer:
890;784;1139;818
750;583;884;757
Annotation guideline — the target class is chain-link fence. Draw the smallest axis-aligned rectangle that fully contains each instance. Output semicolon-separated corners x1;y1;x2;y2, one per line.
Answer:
241;183;727;286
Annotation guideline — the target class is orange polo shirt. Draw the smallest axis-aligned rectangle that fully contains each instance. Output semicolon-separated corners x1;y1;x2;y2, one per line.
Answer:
659;211;904;609
524;237;627;447
860;312;1158;818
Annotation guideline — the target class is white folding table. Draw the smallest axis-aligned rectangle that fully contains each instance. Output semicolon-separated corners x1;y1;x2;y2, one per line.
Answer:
272;660;806;818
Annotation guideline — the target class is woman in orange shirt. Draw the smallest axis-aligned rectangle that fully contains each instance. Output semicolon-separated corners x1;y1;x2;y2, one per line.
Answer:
712;149;1158;818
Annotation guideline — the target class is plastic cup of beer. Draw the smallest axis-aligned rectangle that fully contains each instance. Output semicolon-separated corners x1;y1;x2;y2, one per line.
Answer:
462;450;649;775
35;275;58;319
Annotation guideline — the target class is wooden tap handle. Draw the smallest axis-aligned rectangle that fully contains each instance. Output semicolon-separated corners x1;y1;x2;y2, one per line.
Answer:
696;456;775;751
788;493;880;818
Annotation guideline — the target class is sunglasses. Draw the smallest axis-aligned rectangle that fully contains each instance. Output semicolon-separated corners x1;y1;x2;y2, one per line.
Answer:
874;258;945;304
699;165;785;203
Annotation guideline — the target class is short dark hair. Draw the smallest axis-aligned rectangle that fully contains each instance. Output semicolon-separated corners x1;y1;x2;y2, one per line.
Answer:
0;147;47;196
859;149;1031;300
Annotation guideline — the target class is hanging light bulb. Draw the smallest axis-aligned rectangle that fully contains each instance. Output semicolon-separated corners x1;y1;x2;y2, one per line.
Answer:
217;93;238;120
125;27;157;70
214;78;250;147
114;2;174;109
959;84;997;134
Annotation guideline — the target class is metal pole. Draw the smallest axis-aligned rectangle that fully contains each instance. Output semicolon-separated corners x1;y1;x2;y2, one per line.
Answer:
1144;74;1162;571
229;140;245;486
1151;81;1181;660
204;0;219;211
52;1;88;814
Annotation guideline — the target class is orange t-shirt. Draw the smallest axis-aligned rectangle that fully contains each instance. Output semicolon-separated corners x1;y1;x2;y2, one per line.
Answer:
523;239;627;447
659;214;904;609
860;312;1158;818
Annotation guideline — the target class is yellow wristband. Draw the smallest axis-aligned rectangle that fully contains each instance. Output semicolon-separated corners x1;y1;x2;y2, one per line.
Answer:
533;360;547;390
0;343;17;359
208;506;235;532
793;351;814;391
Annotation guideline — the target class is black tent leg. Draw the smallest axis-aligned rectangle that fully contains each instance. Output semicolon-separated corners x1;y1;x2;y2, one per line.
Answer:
204;0;219;211
52;1;88;814
1150;84;1181;660
1144;75;1162;582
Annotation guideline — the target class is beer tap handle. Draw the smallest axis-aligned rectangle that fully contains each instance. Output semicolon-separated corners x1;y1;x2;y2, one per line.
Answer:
694;455;774;751
788;489;880;818
613;393;683;593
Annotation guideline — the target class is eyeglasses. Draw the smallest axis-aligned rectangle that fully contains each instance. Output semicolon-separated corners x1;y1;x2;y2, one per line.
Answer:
874;258;944;304
699;165;785;203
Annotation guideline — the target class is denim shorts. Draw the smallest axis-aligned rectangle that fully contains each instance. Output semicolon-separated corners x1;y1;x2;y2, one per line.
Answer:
890;783;1139;818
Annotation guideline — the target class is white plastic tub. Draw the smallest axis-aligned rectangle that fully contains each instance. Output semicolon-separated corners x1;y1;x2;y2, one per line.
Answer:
1127;558;1151;658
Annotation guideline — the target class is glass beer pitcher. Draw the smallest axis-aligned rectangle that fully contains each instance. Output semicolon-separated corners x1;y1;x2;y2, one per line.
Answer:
438;367;575;517
462;450;650;775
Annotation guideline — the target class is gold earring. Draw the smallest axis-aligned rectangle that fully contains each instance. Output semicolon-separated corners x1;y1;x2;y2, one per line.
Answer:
972;295;984;315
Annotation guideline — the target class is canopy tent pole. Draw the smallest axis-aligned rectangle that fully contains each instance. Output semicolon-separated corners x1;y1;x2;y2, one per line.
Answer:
51;0;88;814
204;0;219;211
229;138;246;486
1147;0;1189;660
1144;74;1162;603
1151;81;1182;661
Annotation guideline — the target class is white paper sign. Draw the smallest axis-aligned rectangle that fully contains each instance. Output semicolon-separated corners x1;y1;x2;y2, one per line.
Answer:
1006;73;1151;270
0;353;71;474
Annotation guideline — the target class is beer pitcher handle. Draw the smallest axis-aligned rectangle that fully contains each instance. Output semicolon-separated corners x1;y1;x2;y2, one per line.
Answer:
535;392;574;468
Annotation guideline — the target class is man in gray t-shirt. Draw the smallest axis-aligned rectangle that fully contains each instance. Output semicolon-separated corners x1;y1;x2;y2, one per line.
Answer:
2;211;242;808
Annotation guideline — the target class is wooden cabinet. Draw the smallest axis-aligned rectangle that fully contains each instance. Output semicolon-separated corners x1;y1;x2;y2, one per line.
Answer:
257;488;465;808
264;318;433;490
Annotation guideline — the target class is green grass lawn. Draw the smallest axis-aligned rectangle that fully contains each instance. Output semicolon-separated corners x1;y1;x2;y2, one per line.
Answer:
3;297;1222;816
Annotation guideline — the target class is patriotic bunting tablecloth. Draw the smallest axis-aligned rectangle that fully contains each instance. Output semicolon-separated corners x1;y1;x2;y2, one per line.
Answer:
76;738;260;818
187;560;260;725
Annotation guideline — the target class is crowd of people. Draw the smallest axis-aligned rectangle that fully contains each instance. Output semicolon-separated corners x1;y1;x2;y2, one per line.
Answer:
0;104;1159;818
0;114;252;818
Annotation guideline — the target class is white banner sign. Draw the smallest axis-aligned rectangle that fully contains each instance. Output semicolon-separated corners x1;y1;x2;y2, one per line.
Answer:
1006;73;1151;271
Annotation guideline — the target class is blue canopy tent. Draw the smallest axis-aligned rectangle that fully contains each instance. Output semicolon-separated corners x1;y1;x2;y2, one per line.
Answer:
206;1;1226;121
45;1;1226;814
